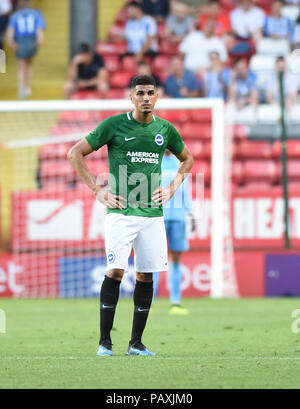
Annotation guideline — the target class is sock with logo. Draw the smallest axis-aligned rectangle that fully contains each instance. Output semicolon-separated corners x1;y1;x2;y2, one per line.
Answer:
130;280;153;345
99;275;121;345
169;262;182;305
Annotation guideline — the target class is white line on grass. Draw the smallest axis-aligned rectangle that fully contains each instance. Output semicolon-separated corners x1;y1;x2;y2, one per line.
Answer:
1;356;300;361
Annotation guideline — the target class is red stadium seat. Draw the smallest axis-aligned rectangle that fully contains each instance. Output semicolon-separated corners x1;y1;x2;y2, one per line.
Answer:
203;142;211;159
239;181;274;192
40;161;75;181
288;181;300;193
187;141;204;158
152;55;171;73
110;71;133;88
50;123;96;137
287;161;300;180
244;160;278;183
157;22;166;39
233;124;247;140
50;123;81;136
256;0;273;13
157;110;189;123
189;109;212;123
103;55;120;73
107;23;125;41
96;42;127;56
39;143;70;160
159;40;179;55
276;161;300;181
237;140;272;159
191;161;211;185
219;0;235;11
101;110;125;119
115;7;128;24
121;56;137;72
232;161;244;185
40;181;72;192
58;110;95;123
85;159;109;176
181;123;211;140
70;89;101;100
272;140;300;159
105;89;126;99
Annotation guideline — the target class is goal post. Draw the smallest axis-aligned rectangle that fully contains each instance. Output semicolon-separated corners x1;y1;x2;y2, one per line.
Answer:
0;98;238;299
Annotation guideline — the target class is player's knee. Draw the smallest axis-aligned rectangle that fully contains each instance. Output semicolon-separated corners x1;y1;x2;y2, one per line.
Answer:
171;251;181;264
136;272;153;282
107;269;124;281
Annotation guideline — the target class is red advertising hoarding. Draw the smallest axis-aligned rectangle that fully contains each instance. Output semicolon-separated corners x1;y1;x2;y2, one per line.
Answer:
11;189;300;251
158;251;265;298
0;254;58;297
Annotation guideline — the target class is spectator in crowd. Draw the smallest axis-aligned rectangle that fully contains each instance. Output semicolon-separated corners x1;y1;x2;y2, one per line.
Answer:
179;18;228;72
202;50;231;100
6;0;45;99
64;43;109;99
197;0;231;37
228;57;259;109
124;1;159;62
265;56;298;108
164;55;202;98
126;60;164;97
230;0;265;42
164;1;194;43
291;14;300;50
0;0;12;50
263;0;293;40
141;0;169;20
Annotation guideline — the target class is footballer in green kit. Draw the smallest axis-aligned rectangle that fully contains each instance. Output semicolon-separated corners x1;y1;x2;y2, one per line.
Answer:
68;75;194;356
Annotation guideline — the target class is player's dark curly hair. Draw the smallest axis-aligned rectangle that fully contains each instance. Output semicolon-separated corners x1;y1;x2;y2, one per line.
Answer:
130;75;156;89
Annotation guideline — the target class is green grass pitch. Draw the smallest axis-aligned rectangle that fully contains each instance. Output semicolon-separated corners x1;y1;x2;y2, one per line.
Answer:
1;297;300;389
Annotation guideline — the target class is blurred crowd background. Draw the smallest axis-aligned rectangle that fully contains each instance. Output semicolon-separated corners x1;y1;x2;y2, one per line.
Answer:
1;0;300;110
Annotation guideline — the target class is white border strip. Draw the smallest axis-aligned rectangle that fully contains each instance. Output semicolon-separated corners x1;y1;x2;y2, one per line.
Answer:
0;98;222;112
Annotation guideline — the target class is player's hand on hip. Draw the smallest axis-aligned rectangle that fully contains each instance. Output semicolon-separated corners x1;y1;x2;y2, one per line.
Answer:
96;188;126;209
152;187;174;205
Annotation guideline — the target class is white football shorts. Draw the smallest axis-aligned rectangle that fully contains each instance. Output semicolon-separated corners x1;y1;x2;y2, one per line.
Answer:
104;213;168;273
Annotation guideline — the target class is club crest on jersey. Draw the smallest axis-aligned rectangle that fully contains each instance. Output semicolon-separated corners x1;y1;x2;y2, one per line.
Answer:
107;251;115;264
155;134;164;146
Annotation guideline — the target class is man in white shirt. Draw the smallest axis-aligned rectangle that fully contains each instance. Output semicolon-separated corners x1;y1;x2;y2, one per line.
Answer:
230;0;265;41
265;56;298;108
179;19;228;72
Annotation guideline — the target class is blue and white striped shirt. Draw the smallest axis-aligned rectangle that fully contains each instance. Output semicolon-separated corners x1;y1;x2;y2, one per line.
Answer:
124;16;158;54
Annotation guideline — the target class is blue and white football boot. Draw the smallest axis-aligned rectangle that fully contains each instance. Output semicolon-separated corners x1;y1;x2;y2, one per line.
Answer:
126;340;156;356
96;342;113;357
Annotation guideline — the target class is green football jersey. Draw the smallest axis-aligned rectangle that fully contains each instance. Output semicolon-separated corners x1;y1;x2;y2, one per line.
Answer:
86;111;185;217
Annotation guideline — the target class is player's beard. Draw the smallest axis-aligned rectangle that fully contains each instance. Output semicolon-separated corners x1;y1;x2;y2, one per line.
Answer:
141;108;152;114
140;105;152;114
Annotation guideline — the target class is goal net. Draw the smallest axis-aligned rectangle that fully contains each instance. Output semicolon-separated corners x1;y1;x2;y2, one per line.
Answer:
0;98;238;299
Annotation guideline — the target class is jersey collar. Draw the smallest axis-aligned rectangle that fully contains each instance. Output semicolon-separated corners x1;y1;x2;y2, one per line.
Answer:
127;111;156;123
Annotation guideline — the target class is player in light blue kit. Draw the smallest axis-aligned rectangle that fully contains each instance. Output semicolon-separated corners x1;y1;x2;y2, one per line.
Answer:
6;0;45;98
153;149;194;315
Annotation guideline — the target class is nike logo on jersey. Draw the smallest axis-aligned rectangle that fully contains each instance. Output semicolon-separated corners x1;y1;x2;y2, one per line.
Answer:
125;137;136;141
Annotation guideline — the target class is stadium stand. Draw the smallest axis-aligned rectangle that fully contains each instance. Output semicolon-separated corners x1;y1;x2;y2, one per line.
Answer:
28;0;300;198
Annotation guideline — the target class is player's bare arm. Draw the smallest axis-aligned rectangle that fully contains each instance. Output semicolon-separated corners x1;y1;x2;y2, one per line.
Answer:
67;139;125;209
152;145;194;205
